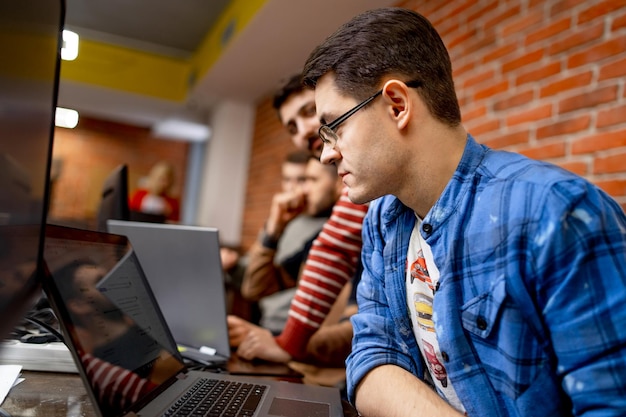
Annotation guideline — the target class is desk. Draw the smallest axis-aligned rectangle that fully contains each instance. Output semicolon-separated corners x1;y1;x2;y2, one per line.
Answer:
2;371;94;417
2;361;358;416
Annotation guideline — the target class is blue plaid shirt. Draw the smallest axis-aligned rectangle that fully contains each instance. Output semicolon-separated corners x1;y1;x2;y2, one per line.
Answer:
347;135;626;416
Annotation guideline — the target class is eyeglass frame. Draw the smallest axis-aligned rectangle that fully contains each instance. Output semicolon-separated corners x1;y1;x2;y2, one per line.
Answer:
318;79;423;148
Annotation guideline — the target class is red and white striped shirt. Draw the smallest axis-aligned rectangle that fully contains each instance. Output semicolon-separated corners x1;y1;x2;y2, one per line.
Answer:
275;189;367;359
81;353;157;412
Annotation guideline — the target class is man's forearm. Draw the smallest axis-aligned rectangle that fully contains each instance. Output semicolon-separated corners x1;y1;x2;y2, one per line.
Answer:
240;240;295;301
304;320;353;367
355;365;464;417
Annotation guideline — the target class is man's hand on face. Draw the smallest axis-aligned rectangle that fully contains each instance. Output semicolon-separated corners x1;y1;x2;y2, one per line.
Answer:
264;189;306;239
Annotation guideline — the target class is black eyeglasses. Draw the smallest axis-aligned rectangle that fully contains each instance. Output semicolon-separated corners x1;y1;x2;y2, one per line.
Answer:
318;80;422;149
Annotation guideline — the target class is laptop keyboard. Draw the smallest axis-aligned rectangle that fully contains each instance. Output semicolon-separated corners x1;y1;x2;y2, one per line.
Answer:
163;377;267;417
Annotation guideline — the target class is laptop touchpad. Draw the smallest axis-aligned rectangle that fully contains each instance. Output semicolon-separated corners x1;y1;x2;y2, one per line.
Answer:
269;397;330;417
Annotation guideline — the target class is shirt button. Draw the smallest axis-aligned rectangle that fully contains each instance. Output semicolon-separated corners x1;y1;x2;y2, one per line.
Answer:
441;351;449;362
477;316;488;330
423;223;433;234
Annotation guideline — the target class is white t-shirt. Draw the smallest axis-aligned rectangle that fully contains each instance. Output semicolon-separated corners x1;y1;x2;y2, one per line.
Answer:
406;217;465;413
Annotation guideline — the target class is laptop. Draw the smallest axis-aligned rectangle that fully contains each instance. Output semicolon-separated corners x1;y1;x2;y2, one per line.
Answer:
106;220;303;379
0;0;64;341
42;224;343;417
106;220;230;366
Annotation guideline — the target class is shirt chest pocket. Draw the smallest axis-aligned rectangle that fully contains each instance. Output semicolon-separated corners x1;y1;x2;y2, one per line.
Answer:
459;275;558;403
461;275;507;339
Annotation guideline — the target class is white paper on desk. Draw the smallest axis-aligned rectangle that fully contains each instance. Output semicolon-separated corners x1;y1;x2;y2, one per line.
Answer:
0;365;22;405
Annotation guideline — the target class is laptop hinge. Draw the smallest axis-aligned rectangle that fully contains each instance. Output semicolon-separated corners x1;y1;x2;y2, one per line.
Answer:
177;372;188;380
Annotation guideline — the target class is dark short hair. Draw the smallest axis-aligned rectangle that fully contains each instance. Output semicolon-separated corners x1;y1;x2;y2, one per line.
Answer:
284;149;311;165
272;74;312;112
302;7;461;127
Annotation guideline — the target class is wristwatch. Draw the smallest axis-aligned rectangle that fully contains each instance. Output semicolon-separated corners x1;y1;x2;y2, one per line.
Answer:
259;229;279;250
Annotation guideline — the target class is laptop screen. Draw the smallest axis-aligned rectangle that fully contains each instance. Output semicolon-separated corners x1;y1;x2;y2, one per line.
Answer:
0;0;63;339
43;225;187;417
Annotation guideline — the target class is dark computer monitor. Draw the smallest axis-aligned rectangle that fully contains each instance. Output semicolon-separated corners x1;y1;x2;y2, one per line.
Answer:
96;164;131;231
0;0;65;339
129;210;167;224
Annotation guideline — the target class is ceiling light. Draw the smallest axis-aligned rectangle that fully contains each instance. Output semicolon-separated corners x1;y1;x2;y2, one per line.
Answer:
61;30;79;61
55;107;79;129
152;119;211;142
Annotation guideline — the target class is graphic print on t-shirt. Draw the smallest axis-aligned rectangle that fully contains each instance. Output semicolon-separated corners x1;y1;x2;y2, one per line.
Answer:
413;292;435;333
410;250;448;387
406;224;464;412
409;251;433;290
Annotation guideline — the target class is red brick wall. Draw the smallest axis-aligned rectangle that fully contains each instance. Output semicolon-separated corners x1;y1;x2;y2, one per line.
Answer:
241;99;299;251
417;0;626;205
49;116;189;229
242;0;626;251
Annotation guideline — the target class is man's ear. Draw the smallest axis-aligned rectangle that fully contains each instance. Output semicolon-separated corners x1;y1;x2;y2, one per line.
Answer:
381;79;412;130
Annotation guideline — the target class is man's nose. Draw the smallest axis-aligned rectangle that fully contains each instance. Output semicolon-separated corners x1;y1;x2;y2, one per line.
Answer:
320;144;340;165
292;130;308;150
296;119;318;145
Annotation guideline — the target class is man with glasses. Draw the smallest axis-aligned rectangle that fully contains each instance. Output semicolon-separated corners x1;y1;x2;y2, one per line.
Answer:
228;75;368;367
302;7;626;417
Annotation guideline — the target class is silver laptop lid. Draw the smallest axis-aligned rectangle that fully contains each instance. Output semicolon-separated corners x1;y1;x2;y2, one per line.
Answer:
106;220;231;362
